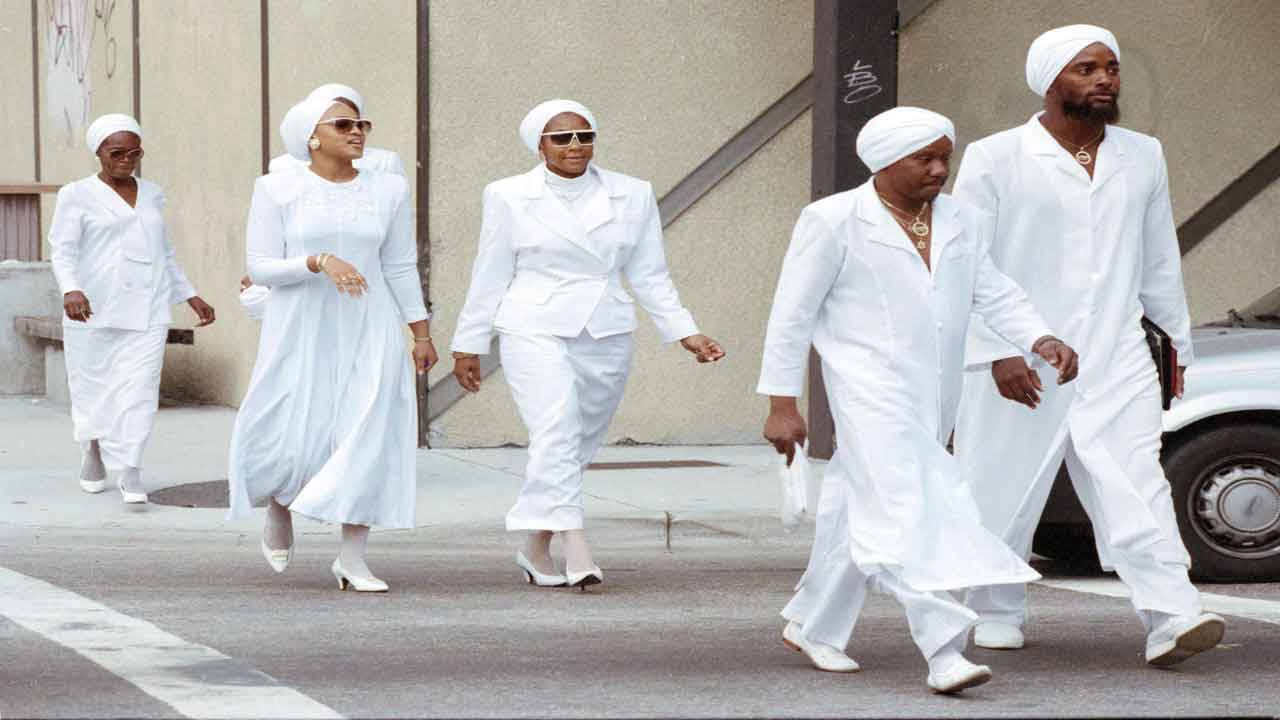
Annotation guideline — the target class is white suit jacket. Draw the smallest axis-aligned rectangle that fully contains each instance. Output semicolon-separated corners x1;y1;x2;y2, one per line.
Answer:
267;147;406;176
451;164;698;355
49;175;197;331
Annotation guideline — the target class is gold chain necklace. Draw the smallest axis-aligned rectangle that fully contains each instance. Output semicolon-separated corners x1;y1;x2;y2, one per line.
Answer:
1044;125;1106;165
878;195;930;250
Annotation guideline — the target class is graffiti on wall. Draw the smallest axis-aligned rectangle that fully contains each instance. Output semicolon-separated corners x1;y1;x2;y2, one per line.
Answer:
46;0;120;146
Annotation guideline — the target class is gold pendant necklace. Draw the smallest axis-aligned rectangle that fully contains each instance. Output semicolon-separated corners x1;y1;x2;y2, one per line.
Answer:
879;195;930;248
1046;125;1105;166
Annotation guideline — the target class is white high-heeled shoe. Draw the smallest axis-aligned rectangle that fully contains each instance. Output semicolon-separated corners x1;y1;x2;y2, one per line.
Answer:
79;453;106;493
260;539;293;573
783;621;861;673
331;558;388;592
516;551;567;587
115;471;147;504
565;566;603;592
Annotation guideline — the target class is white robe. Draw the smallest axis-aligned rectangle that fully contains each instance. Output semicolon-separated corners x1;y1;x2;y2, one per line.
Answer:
757;180;1050;592
954;116;1196;576
48;176;197;471
227;169;428;529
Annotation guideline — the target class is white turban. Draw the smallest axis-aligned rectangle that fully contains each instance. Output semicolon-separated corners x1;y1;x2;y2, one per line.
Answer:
855;106;956;173
280;97;337;162
86;113;142;154
1025;24;1120;97
518;99;597;155
306;83;364;113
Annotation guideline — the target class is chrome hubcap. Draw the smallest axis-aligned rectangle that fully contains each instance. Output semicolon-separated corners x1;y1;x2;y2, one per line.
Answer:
1192;459;1280;560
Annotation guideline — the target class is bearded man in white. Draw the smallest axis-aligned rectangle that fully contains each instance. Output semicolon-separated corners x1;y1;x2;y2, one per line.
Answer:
759;107;1079;694
953;24;1225;666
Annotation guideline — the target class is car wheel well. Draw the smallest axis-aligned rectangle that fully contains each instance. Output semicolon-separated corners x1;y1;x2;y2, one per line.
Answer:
1163;410;1280;457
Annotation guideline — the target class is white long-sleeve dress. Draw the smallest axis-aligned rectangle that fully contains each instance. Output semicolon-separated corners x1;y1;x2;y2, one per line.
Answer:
227;169;428;529
48;175;198;472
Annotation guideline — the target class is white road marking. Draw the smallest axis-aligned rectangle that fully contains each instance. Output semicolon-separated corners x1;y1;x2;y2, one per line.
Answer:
0;566;342;719
1037;577;1280;626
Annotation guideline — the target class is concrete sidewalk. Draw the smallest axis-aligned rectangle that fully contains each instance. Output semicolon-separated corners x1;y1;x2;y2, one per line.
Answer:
0;397;808;547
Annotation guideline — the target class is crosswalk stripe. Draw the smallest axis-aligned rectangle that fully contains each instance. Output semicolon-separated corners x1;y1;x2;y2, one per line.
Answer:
0;566;342;719
1037;577;1280;626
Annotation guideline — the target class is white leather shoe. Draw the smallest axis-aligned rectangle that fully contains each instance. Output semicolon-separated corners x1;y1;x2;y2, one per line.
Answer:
566;566;603;591
516;551;567;587
928;659;993;694
782;621;861;673
260;539;293;573
79;477;107;494
1146;612;1225;666
331;558;388;592
974;622;1024;650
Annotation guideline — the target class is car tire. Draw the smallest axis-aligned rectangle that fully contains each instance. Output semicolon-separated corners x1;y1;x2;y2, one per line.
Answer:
1164;422;1280;582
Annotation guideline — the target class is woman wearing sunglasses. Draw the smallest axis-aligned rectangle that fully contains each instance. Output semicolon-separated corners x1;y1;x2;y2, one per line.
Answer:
48;113;215;505
451;99;725;591
228;94;434;592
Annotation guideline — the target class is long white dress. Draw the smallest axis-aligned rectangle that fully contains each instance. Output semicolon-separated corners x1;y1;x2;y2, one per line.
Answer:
953;116;1201;626
227;168;428;529
48;175;198;472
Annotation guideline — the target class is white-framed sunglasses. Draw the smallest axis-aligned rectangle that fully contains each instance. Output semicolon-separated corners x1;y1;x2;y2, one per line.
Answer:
540;129;596;147
316;118;374;134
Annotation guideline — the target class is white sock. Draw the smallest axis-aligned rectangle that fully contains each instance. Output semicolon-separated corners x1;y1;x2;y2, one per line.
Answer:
927;635;970;676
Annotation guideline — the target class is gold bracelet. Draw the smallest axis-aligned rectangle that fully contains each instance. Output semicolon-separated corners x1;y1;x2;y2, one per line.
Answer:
414;336;433;343
317;253;331;271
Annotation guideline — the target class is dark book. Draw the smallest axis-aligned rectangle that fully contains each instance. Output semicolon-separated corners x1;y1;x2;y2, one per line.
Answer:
1141;317;1178;410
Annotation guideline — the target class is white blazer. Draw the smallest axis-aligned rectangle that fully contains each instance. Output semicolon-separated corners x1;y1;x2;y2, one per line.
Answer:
267;147;406;176
49;175;197;331
451;164;698;355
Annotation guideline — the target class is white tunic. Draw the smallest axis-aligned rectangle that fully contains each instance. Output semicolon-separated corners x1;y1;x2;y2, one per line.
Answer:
954;116;1195;566
758;180;1051;591
227;169;428;529
48;176;198;469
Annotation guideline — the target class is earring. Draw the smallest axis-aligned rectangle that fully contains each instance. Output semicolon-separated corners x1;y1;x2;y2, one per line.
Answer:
308;137;320;150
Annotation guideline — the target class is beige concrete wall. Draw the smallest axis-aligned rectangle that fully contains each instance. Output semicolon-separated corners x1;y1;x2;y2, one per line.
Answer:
1184;183;1280;321
899;0;1280;323
137;1;263;403
1;2;37;183
426;0;813;446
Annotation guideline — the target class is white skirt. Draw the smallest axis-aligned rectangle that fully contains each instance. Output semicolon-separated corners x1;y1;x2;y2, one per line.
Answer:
63;325;168;471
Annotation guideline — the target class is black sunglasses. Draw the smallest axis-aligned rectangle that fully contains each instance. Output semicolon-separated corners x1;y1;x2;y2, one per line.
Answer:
540;130;596;147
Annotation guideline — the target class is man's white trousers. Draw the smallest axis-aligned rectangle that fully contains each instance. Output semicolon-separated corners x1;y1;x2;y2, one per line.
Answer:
500;330;633;532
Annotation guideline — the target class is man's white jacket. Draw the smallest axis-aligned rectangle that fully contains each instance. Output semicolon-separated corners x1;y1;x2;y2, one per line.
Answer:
451;164;697;355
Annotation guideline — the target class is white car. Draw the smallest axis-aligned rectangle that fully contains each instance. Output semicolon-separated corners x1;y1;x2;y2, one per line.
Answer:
1035;288;1280;581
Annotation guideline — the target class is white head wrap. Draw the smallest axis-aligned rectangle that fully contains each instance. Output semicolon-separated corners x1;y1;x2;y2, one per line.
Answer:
305;83;364;113
1025;24;1120;97
86;113;142;154
280;97;337;162
518;99;597;155
855;106;956;174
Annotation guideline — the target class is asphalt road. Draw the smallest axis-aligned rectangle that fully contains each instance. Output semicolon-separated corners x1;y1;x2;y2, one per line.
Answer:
2;520;1277;719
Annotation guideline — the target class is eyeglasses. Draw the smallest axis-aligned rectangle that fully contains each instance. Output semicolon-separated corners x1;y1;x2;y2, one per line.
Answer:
105;148;144;161
316;118;373;134
540;130;596;147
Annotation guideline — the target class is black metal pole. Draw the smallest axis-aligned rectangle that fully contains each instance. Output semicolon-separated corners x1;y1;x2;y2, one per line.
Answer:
808;0;899;459
415;0;431;448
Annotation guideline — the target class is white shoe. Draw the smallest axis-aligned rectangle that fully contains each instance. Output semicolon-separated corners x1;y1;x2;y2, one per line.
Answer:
928;659;993;694
782;621;861;673
566;566;603;592
974;622;1025;650
260;539;293;573
331;558;388;592
1146;612;1225;666
115;470;147;504
79;477;107;494
516;551;567;587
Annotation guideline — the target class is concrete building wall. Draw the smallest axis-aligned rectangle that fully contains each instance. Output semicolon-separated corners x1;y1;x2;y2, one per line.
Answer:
899;0;1280;323
1;2;37;184
0;262;60;395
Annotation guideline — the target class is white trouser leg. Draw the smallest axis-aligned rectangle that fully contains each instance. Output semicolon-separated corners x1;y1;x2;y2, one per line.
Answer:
872;571;978;661
782;541;869;650
501;332;632;532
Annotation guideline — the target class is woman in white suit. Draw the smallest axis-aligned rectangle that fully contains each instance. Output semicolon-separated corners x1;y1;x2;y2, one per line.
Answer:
451;99;724;590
